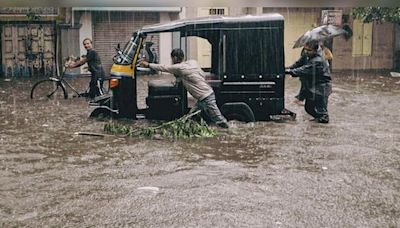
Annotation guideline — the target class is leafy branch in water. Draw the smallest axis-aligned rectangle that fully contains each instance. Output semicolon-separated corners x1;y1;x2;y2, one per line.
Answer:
103;111;217;140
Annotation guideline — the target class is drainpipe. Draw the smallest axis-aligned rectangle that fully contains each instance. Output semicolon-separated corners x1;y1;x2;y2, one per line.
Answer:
72;10;74;26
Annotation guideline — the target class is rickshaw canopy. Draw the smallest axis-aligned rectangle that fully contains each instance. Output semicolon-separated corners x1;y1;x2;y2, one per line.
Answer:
140;13;284;34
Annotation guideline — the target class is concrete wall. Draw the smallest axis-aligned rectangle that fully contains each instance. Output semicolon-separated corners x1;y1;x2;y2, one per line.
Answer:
60;27;81;74
263;8;322;67
333;21;394;70
159;12;173;65
182;7;248;62
78;12;92;74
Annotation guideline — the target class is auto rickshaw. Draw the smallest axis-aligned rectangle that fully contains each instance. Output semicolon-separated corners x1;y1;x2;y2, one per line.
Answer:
90;13;296;122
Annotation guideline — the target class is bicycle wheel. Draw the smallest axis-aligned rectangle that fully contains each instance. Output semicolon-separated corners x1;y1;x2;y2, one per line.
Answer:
30;79;68;100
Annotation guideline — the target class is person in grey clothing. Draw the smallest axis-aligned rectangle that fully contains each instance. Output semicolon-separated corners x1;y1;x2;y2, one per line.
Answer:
140;48;229;128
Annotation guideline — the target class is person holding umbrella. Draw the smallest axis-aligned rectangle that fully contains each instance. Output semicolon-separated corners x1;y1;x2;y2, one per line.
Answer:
286;25;346;123
285;41;332;123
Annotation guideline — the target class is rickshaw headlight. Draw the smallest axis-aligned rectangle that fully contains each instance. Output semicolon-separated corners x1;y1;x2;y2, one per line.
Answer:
110;79;119;89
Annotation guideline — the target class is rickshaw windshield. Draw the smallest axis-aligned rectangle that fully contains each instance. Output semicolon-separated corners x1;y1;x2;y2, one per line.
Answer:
113;33;139;65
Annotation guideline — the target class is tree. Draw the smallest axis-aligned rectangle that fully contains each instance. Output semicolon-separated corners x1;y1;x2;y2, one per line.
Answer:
351;7;400;24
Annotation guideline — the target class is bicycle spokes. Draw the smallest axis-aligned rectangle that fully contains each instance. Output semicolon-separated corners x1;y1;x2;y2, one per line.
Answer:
30;79;68;100
47;86;59;98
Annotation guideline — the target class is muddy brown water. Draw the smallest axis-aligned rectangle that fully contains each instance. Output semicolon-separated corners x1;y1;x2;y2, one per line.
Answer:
0;72;399;227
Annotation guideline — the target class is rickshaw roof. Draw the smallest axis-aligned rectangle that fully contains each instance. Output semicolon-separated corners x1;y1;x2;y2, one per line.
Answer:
140;13;284;34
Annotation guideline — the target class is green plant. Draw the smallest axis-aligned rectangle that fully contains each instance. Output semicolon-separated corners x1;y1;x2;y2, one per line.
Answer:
351;7;400;24
26;8;41;21
104;111;217;140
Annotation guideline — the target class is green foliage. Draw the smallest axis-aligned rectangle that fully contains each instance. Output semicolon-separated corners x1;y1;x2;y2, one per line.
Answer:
103;112;217;140
26;8;41;21
351;7;400;24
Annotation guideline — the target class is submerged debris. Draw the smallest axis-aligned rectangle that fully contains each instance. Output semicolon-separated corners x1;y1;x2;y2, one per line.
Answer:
103;111;217;140
390;72;400;77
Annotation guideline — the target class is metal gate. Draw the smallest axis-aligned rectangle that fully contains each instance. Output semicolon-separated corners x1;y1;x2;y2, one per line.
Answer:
93;12;160;74
1;23;56;77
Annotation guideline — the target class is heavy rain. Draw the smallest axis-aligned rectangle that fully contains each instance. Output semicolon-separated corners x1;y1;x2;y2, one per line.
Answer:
1;6;400;227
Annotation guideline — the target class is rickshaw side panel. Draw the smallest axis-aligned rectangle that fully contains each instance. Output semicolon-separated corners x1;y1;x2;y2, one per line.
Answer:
215;20;286;121
112;76;137;119
145;80;188;120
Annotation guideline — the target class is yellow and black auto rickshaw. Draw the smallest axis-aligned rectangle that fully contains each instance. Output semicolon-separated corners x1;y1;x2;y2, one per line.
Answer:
90;13;295;122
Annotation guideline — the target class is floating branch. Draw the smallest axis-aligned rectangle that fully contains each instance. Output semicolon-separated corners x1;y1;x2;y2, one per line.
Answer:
104;111;217;140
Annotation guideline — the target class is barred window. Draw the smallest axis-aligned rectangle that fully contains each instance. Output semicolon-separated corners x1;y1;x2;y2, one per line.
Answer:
209;8;225;15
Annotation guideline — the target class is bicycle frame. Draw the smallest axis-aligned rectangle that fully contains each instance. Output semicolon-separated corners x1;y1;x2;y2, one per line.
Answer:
58;71;83;97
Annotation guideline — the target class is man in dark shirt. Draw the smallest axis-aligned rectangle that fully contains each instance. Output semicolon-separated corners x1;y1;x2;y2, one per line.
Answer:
66;38;105;99
285;41;332;123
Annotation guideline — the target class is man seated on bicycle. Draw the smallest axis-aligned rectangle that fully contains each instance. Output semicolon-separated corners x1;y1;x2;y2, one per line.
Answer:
65;37;105;99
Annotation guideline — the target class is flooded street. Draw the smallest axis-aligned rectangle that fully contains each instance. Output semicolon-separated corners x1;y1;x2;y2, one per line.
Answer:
1;72;399;227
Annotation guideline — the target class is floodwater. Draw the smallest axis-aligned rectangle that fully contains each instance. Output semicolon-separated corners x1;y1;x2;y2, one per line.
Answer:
0;71;399;227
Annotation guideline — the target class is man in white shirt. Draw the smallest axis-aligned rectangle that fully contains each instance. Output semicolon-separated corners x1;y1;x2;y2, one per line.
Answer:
140;48;229;128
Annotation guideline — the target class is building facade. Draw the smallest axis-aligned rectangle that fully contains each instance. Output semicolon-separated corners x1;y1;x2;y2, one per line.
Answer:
0;7;397;77
63;7;181;76
0;7;61;77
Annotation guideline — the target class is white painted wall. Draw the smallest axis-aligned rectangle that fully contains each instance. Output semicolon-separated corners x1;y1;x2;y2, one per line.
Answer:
159;12;173;65
79;12;92;73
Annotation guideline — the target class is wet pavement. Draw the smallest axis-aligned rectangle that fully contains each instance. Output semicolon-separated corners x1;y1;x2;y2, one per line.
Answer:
0;71;399;227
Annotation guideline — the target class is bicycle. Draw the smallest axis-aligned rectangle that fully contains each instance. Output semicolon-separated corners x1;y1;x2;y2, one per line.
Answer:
30;69;108;101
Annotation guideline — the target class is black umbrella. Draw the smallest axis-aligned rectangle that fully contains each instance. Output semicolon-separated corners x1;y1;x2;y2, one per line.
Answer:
293;25;347;48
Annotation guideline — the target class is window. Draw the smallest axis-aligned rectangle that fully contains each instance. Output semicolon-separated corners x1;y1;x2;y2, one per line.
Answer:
209;8;225;15
352;19;373;56
195;8;228;69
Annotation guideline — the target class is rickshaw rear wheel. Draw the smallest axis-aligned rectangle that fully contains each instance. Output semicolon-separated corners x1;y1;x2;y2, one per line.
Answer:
221;102;255;123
